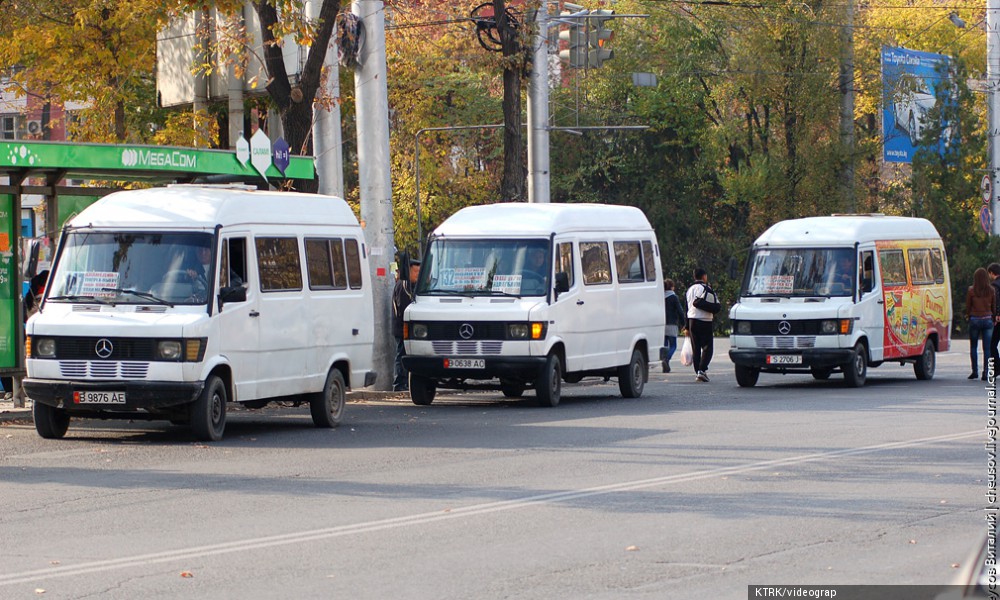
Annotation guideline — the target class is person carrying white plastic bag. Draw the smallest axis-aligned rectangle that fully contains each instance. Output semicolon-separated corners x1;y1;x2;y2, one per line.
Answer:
680;334;694;367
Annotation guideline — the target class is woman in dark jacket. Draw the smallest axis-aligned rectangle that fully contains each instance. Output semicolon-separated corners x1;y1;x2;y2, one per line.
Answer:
968;267;995;381
660;279;686;373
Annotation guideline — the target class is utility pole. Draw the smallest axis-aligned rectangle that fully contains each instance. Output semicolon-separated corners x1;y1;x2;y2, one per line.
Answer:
528;1;551;203
310;0;345;197
990;0;1000;234
352;0;395;390
838;0;856;213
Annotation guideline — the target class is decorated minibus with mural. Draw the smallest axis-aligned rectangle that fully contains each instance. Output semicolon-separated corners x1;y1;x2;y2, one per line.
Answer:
728;215;951;387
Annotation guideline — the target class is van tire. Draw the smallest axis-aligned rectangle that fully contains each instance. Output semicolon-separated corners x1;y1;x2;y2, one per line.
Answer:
914;341;936;381
618;348;646;398
191;375;227;442
536;354;562;407
843;343;868;388
735;364;760;387
310;368;346;428
409;374;436;406
500;380;525;398
33;401;70;439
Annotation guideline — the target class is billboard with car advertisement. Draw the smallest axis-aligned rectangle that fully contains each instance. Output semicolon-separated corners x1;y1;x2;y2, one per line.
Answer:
881;46;955;163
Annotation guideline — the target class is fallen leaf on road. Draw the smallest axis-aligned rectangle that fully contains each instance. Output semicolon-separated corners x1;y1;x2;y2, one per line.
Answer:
49;561;60;565
952;563;960;569
180;571;194;578
626;546;639;552
34;589;45;594
909;540;917;545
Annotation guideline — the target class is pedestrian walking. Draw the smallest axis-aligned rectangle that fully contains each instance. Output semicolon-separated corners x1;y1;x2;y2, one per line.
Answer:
685;268;721;382
392;259;421;391
967;267;995;381
660;278;685;373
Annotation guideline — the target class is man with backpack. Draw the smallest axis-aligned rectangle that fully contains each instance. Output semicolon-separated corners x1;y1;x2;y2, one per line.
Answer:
686;268;722;382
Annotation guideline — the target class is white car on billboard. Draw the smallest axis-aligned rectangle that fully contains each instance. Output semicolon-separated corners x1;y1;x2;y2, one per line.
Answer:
893;83;936;147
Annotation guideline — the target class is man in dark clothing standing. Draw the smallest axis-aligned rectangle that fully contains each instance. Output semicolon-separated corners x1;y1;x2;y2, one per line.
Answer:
988;263;1000;378
392;260;421;391
685;268;721;382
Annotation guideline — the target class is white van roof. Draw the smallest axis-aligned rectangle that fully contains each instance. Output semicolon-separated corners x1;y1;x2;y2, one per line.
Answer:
66;185;359;229
754;215;941;247
433;203;653;237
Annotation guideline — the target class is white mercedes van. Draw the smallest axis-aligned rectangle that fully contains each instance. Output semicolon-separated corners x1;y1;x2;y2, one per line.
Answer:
403;203;664;406
24;185;376;440
729;215;951;387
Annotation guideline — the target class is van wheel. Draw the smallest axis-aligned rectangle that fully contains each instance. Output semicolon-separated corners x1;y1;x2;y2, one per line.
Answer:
409;373;436;406
310;368;346;428
844;343;868;388
811;368;832;380
536;354;562;407
914;341;936;381
500;380;525;398
735;365;760;387
618;348;646;398
191;375;227;442
33;401;69;439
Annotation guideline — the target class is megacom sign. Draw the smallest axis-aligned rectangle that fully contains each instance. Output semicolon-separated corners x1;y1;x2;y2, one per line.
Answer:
882;46;957;163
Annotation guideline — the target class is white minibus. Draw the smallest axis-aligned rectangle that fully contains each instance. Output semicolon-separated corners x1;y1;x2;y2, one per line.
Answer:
24;185;376;440
403;203;664;406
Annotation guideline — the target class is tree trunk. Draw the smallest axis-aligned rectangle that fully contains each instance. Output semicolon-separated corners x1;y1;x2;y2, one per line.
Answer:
494;0;526;202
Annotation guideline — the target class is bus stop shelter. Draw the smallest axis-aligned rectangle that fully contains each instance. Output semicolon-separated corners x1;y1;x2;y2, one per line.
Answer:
0;140;315;405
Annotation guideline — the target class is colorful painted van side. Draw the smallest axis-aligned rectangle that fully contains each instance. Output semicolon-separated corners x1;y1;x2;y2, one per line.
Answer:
728;215;951;387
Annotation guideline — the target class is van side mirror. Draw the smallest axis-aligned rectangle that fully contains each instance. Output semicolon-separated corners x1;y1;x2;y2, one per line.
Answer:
554;272;570;294
218;285;247;309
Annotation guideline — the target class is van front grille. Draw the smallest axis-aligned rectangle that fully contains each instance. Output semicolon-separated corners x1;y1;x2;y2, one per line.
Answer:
754;336;816;349
59;361;150;379
430;341;504;356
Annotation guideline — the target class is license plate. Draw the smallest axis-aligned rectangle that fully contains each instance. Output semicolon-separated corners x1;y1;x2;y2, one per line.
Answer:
446;358;485;369
767;355;802;365
75;391;127;404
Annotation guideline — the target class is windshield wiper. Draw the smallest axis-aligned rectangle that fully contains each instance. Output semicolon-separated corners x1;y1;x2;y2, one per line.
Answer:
101;287;174;306
47;294;110;304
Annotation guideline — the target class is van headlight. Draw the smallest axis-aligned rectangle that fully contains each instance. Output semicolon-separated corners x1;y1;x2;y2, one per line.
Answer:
508;322;546;340
820;319;853;335
820;320;839;334
735;321;752;335
411;324;428;340
157;341;183;360
156;339;205;361
35;337;56;358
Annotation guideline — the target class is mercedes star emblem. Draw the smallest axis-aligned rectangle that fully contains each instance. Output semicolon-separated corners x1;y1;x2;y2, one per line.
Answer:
95;338;114;359
777;321;792;335
459;323;475;340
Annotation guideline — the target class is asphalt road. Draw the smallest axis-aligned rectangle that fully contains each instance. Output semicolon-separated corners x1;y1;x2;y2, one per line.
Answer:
0;340;988;599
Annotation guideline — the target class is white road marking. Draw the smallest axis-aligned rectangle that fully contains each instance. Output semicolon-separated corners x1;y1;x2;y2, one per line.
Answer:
0;430;979;586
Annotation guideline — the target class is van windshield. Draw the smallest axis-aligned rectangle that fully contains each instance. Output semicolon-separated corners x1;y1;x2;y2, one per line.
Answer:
47;231;215;305
418;238;551;297
743;247;856;298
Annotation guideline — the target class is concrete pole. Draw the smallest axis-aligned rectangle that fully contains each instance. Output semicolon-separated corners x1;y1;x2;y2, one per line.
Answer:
352;0;395;390
309;0;345;197
225;6;247;149
527;1;550;203
990;0;1000;234
838;0;856;213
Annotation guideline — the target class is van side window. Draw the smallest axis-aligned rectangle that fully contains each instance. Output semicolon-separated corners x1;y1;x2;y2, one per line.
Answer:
581;242;612;285
345;239;363;290
256;237;303;291
929;248;945;283
642;241;657;282
907;248;934;285
614;241;644;283
556;242;574;288
878;249;907;287
860;251;875;294
222;237;247;288
305;239;348;290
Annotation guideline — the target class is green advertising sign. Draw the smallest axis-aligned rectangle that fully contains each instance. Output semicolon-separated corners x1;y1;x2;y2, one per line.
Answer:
58;195;99;230
0;140;314;181
0;193;16;368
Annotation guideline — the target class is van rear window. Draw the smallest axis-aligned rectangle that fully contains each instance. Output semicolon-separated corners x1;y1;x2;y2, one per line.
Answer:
614;241;644;284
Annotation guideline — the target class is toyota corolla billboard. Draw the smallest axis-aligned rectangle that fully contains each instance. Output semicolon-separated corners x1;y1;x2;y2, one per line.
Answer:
882;46;956;163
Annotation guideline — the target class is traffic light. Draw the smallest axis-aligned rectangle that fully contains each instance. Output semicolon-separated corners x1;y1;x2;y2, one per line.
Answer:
558;3;587;68
586;9;614;68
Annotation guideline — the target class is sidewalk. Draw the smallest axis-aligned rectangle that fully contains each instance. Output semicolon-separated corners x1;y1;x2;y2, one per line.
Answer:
0;397;31;423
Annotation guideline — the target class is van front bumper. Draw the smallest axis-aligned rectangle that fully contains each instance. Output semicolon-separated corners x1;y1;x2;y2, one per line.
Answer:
729;348;855;371
402;355;547;381
23;378;204;411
